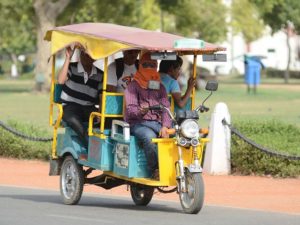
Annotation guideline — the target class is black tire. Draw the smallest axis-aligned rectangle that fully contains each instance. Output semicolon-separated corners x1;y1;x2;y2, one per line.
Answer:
130;185;154;206
60;156;84;205
179;172;204;214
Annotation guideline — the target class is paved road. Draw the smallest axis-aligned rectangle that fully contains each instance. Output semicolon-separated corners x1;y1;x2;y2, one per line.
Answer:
1;186;299;225
2;158;300;214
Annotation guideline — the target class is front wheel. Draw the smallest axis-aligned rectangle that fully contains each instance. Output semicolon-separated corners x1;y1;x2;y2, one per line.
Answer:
130;184;154;206
179;172;204;214
60;156;84;205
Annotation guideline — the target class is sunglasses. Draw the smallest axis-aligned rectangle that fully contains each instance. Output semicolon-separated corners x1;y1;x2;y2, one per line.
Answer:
142;62;157;69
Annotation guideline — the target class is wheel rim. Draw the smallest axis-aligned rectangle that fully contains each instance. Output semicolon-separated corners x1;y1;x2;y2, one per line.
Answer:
133;187;145;200
62;161;77;199
180;174;195;208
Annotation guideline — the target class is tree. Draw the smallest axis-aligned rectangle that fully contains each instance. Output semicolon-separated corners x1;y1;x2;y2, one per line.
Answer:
0;1;36;76
1;0;228;90
59;0;161;29
157;0;179;32
33;0;71;91
252;0;300;83
231;0;265;52
168;0;228;43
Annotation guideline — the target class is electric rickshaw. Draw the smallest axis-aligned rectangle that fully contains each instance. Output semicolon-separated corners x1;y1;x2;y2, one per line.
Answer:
46;23;226;214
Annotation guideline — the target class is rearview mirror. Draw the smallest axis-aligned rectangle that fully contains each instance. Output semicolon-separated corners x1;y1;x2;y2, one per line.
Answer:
203;54;227;62
205;80;218;91
151;52;177;60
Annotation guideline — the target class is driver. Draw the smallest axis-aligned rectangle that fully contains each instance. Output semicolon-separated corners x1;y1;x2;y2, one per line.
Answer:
124;51;172;180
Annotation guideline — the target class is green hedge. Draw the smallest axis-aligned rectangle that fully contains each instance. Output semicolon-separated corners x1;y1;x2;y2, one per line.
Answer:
265;68;300;79
231;119;300;177
1;119;300;177
0;120;51;160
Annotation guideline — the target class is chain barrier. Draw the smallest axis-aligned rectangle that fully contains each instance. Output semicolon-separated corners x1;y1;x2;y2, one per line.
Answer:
222;118;300;161
0;120;53;142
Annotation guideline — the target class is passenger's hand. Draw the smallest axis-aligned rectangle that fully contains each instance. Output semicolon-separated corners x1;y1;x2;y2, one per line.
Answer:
160;126;169;138
187;77;196;90
65;47;75;60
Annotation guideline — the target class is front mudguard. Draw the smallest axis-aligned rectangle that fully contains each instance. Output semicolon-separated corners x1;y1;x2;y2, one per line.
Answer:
186;164;203;173
49;158;62;176
177;166;203;193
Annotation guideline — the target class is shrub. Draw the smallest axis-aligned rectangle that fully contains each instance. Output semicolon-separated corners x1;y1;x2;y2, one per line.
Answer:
231;119;300;177
266;68;300;79
0;120;51;160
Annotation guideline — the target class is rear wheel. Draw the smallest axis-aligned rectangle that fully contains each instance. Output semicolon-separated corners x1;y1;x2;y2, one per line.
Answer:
179;172;204;214
130;184;154;206
60;156;84;205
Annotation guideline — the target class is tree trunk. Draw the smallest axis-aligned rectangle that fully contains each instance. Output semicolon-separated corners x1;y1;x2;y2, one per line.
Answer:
284;32;291;84
35;19;54;91
33;0;71;92
10;53;19;77
246;42;251;53
160;10;164;32
284;22;294;84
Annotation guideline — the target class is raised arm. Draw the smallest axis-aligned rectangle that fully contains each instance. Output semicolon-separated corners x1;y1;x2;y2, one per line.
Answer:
57;47;74;84
172;77;195;108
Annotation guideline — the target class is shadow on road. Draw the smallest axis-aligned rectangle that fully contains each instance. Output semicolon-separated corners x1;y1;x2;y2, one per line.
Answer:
0;193;182;214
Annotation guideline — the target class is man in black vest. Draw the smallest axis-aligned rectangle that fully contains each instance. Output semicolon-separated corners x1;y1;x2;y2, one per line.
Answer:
58;47;103;148
107;50;139;92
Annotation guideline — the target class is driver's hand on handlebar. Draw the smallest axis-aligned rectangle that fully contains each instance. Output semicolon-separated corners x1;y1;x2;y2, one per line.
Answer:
159;126;169;138
140;107;149;115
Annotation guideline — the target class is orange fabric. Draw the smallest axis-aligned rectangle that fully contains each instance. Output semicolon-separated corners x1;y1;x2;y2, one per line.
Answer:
133;52;160;89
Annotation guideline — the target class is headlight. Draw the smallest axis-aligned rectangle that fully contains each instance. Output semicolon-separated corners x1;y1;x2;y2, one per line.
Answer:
179;137;188;146
180;119;199;138
191;138;199;146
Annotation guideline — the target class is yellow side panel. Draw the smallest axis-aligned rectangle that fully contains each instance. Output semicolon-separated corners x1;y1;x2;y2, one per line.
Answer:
156;140;177;186
104;139;207;187
154;139;194;186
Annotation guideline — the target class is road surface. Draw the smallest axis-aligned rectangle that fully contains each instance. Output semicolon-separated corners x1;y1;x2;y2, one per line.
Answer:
1;186;299;225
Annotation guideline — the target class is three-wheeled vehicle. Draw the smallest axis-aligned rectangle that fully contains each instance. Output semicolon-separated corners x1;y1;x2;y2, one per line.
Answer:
45;23;225;214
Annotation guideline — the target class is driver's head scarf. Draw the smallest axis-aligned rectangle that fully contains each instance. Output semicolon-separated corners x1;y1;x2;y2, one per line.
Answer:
133;51;160;89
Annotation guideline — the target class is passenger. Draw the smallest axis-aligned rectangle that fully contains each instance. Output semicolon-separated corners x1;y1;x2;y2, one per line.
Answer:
107;49;140;92
58;46;103;149
124;52;172;180
159;56;196;109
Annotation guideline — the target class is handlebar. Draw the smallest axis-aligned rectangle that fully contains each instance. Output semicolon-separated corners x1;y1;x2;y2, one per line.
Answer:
145;104;175;121
166;128;176;135
198;105;209;113
148;105;163;111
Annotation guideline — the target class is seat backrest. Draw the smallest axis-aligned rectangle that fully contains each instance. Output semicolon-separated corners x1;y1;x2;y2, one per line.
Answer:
54;83;63;103
169;95;192;113
174;97;192;112
104;94;124;116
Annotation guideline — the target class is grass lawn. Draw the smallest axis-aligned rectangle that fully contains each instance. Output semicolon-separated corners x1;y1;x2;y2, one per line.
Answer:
0;80;50;130
1;77;300;131
197;78;300;128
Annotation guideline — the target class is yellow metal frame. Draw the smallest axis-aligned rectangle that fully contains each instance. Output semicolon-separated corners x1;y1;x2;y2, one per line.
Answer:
99;57;108;138
49;55;64;159
191;54;197;109
88;112;102;139
89;57;126;140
